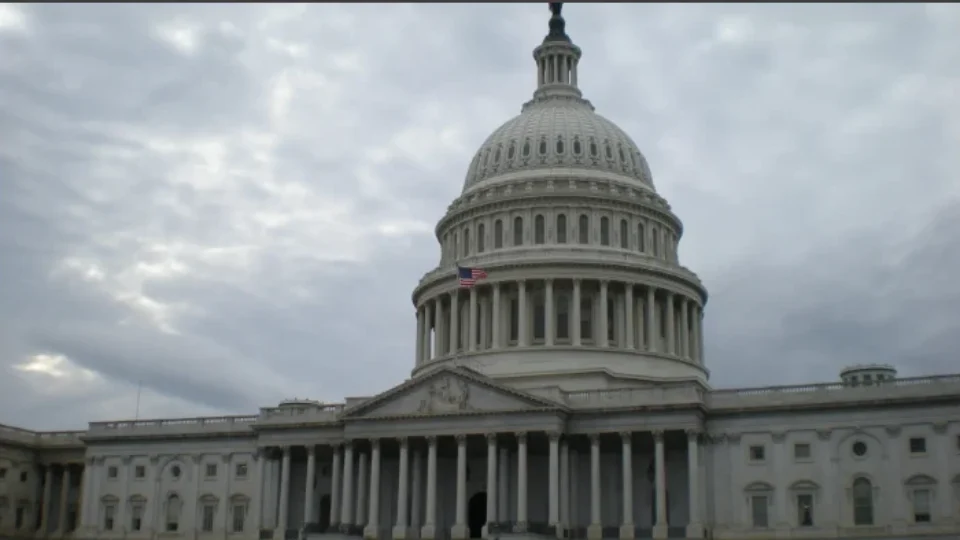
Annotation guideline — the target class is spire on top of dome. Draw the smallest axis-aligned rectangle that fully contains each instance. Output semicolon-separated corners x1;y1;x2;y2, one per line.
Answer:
545;3;571;43
528;2;584;103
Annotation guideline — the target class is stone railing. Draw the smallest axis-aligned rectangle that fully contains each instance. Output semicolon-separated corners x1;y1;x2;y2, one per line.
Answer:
564;385;705;409
86;415;259;438
257;403;345;424
707;373;960;410
0;424;86;448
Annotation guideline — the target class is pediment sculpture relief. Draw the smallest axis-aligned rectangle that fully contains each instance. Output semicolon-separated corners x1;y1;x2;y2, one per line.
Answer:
417;376;473;414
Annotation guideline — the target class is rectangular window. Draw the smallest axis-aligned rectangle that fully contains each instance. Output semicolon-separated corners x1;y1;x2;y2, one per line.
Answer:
104;505;116;531
107;466;118;479
235;463;248;478
134;465;145;479
750;495;769;527
556;296;569;340
797;494;814;526
202;505;216;532
913;489;931;523
580;298;592;341
533;298;545;341
909;437;926;454
205;464;217;478
232;505;246;532
131;505;143;531
749;445;766;462
794;443;811;460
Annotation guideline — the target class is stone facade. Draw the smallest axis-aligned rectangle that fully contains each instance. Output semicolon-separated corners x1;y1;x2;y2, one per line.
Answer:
2;4;959;540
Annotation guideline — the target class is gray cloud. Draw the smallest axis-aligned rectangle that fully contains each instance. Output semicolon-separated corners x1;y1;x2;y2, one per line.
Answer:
1;3;958;429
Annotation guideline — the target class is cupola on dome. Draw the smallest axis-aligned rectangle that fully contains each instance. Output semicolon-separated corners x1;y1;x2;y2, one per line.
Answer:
461;3;655;194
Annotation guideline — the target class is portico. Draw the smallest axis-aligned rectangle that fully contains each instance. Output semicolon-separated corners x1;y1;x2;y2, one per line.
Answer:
255;368;704;540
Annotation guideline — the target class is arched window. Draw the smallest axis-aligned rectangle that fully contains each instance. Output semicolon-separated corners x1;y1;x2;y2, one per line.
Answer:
556;214;567;244
578;214;589;244
600;217;610;246
534;215;545;244
852;478;873;526
165;494;182;532
477;223;486;253
619;219;629;249
651;227;659;256
462;227;470;258
494;220;503;249
513;216;524;246
638;223;646;252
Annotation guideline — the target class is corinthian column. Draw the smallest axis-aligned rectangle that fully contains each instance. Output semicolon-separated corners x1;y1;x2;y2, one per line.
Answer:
393;438;410;540
665;293;675;356
491;284;502;349
598;281;609;347
469;288;478;352
421;437;438;540
416;307;424;365
516;433;528;531
423;303;433;363
548;433;560;530
652;431;668;540
545;279;555;346
620;433;634;539
363;441;381;540
624;284;635;349
304;447;316;525
483;434;498;538
686;430;703;538
572;279;582;346
450;291;460;355
451;435;468;539
518;281;528;347
587;435;602;540
680;299;689;359
340;442;355;530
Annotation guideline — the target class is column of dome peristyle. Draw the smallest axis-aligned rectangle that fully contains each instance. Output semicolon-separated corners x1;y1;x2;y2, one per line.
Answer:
408;4;709;390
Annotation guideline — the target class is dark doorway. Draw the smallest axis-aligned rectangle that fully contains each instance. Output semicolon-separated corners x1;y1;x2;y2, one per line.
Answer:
318;495;331;531
468;492;487;538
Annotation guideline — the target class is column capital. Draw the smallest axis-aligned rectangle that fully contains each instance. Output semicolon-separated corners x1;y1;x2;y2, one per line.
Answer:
425;435;437;445
547;431;561;442
397;436;409;446
455;434;467;444
619;431;632;442
588;433;600;444
545;278;554;286
306;445;316;457
343;439;355;449
573;278;582;285
651;430;665;443
599;279;609;286
281;446;292;457
685;428;701;442
515;432;527;443
485;433;498;444
370;438;382;449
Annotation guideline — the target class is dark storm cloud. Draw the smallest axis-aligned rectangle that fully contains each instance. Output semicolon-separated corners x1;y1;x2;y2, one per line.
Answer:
0;2;958;429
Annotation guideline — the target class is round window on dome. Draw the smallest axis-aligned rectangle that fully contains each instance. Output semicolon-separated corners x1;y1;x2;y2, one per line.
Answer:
556;136;564;154
852;441;867;457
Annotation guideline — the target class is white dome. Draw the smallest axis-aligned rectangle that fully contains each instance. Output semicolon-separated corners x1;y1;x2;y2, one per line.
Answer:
462;98;655;194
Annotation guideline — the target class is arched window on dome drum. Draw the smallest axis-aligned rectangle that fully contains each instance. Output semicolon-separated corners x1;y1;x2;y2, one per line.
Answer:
556;295;569;340
852;478;874;525
638;223;646;252
578;214;589;244
651;227;659;256
600;217;610;246
534;215;545;245
462;227;470;258
477;223;485;253
620;219;629;249
556;214;567;244
513;216;524;246
494;220;503;249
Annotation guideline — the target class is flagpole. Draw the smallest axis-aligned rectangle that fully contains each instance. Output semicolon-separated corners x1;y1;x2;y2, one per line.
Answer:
134;380;142;420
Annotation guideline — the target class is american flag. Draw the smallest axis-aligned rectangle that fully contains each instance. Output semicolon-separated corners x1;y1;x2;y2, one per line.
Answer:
457;265;488;287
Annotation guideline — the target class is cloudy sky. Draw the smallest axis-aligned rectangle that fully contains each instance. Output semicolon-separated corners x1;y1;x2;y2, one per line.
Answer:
1;3;959;430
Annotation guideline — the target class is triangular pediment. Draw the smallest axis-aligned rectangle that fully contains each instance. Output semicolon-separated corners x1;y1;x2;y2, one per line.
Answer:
343;367;565;419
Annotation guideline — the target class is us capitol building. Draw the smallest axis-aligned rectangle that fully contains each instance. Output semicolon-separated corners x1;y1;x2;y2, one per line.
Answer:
2;5;958;540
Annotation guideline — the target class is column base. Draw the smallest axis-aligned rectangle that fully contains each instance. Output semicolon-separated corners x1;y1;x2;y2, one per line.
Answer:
652;524;668;540
450;523;469;540
619;524;635;539
587;524;603;540
685;523;704;538
363;524;380;540
420;525;437;540
392;526;411;540
480;524;491;539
